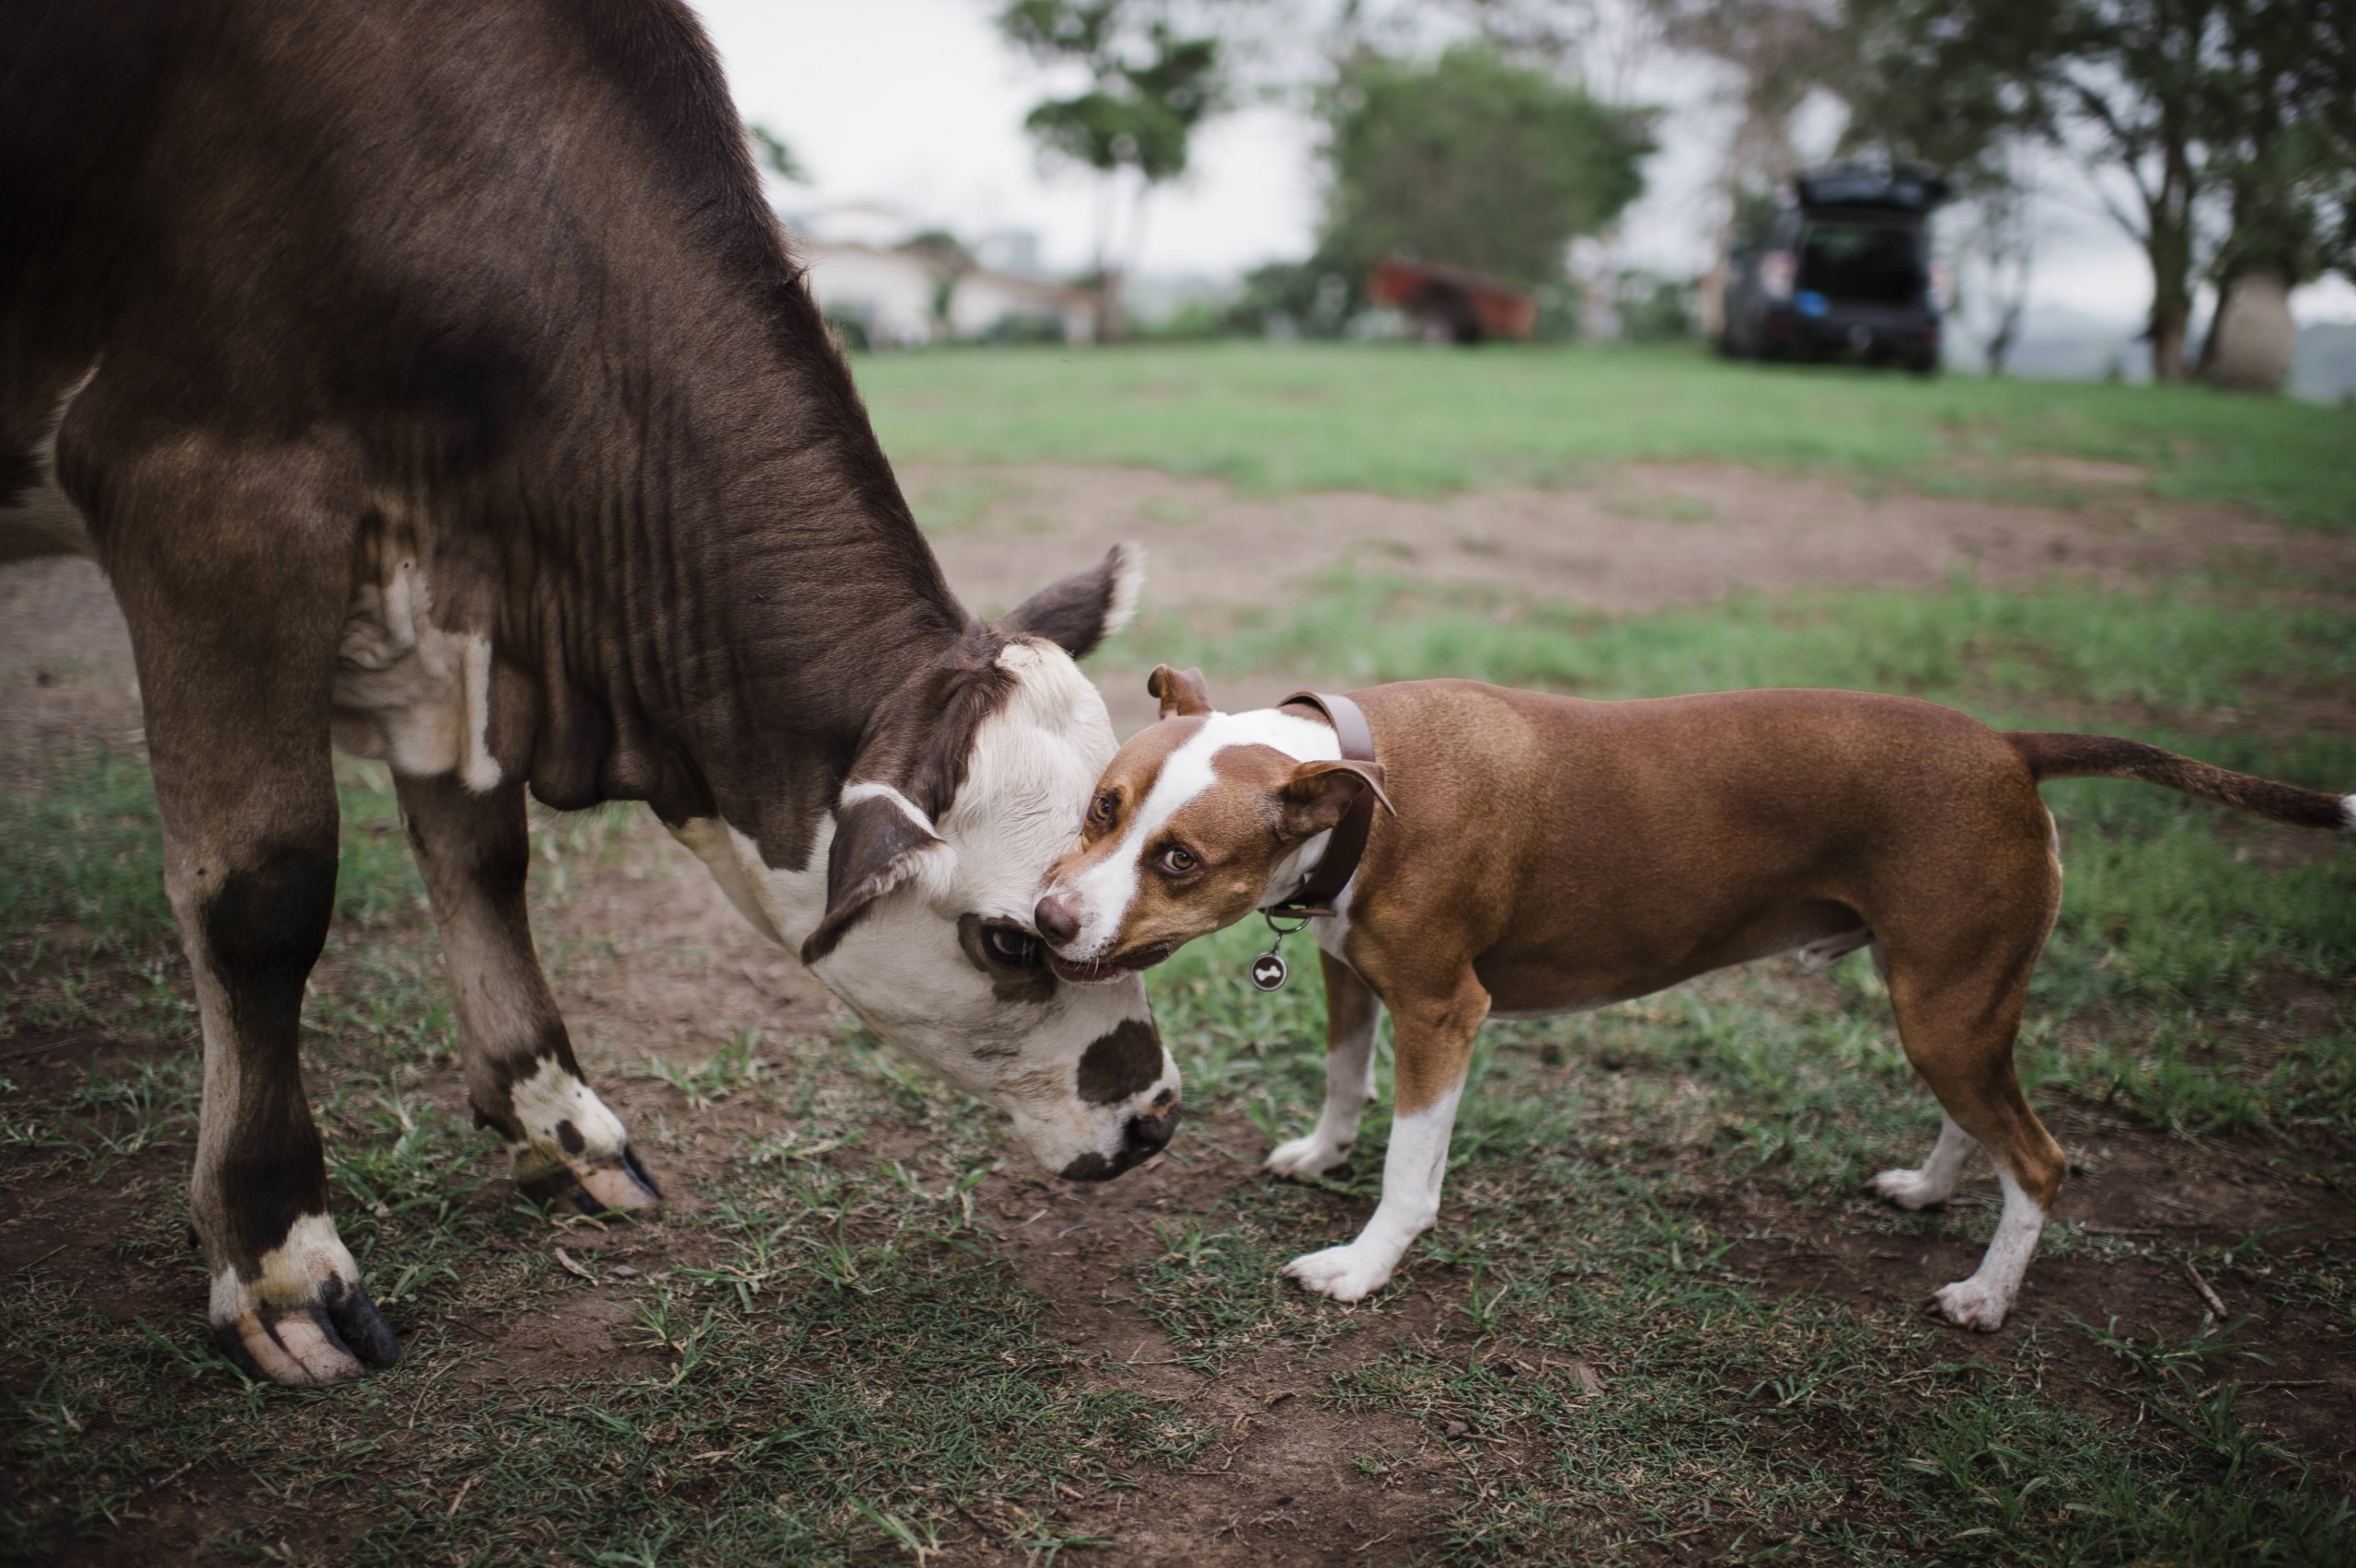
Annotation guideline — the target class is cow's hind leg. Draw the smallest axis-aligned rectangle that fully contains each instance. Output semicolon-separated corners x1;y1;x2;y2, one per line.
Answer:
395;774;658;1214
98;435;396;1384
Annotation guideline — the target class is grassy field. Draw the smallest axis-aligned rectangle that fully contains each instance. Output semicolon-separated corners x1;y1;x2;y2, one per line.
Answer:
860;342;2356;531
4;346;2353;1564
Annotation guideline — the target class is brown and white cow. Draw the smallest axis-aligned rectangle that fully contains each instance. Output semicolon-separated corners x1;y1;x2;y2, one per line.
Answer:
0;0;1179;1386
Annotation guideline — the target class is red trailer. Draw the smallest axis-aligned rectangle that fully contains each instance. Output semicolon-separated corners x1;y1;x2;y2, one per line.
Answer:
1368;257;1538;343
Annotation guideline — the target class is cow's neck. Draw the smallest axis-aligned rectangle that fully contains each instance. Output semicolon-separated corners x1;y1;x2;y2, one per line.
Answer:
533;332;970;878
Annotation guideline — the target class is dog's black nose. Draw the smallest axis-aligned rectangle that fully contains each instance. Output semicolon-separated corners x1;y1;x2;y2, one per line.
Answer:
1034;893;1080;946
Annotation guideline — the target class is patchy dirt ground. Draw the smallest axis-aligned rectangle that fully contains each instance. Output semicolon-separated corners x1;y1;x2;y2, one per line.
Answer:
910;460;2356;728
6;460;2352;1563
11;460;2354;744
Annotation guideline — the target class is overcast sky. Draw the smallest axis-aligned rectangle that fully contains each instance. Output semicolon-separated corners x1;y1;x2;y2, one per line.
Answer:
692;0;2356;329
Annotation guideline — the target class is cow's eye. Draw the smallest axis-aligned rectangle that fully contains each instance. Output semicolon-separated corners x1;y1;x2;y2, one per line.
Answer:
979;922;1042;969
1089;790;1118;825
1157;846;1198;875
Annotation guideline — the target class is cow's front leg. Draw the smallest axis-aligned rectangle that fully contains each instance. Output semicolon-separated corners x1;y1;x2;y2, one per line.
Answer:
105;438;398;1385
1283;972;1486;1303
174;836;401;1384
395;773;658;1216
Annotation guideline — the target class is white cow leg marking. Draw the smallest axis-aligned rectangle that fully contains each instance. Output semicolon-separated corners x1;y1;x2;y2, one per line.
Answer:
1866;1113;1977;1210
1930;1164;2047;1332
506;1056;660;1215
1265;999;1382;1180
1283;1084;1461;1302
210;1214;398;1386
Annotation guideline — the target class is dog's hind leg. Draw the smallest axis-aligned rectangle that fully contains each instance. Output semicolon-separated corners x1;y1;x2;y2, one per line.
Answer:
1265;951;1383;1180
396;773;658;1215
1877;899;2065;1333
1865;1113;1978;1209
92;424;398;1385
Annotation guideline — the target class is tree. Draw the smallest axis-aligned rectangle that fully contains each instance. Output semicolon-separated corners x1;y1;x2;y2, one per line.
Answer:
1838;0;2056;372
2032;0;2240;381
998;1;1230;338
746;123;811;184
2196;0;2356;376
1317;45;1655;287
1650;0;1845;196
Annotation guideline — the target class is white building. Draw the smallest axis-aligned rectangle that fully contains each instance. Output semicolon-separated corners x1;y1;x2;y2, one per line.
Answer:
782;202;1095;346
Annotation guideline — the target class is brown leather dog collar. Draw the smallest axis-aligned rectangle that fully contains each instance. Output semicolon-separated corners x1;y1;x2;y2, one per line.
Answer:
1267;691;1378;919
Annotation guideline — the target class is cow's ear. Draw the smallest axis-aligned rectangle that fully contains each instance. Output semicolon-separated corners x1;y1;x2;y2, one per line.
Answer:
994;543;1144;660
1147;664;1213;719
800;785;953;965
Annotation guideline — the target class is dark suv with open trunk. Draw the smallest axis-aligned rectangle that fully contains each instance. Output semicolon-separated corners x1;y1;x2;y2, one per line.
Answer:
1719;164;1949;374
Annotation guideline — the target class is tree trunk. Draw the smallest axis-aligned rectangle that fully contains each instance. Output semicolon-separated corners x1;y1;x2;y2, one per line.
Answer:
1096;268;1126;343
2201;269;2296;390
2144;118;2198;380
1985;297;2024;375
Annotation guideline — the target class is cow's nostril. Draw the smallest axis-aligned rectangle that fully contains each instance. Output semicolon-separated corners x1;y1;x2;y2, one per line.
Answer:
1124;1103;1181;1158
1034;894;1080;946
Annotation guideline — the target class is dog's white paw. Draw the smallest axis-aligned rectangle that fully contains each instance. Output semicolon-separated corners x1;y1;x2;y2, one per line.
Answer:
1866;1168;1949;1211
1264;1134;1348;1180
1930;1276;2013;1332
1282;1243;1393;1302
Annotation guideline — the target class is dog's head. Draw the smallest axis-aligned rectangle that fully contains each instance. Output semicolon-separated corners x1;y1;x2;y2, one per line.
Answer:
1034;666;1391;981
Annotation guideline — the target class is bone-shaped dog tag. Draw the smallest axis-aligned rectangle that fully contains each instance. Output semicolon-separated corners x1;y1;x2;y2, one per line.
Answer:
1249;950;1288;991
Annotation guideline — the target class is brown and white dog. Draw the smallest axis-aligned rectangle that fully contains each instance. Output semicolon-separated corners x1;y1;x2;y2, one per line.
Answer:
1035;668;2353;1330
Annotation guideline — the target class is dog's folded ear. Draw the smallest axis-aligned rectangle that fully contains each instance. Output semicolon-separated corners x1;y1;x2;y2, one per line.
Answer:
1147;665;1213;720
1280;758;1394;836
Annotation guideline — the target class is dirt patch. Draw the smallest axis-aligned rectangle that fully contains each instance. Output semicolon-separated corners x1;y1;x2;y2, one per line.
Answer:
525;839;1458;1563
19;466;2353;747
1715;1114;2356;1487
905;459;2356;731
962;1116;1451;1566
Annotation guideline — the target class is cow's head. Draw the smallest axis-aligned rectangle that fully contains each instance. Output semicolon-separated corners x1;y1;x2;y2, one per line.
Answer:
672;547;1180;1180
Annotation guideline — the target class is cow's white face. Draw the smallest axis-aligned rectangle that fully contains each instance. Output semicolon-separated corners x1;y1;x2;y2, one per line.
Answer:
672;628;1181;1181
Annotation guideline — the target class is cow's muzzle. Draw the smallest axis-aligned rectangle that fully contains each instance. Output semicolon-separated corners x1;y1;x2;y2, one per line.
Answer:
1058;1103;1183;1182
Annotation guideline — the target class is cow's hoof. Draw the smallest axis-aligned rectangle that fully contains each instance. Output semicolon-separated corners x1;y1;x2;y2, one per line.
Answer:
208;1216;399;1386
1929;1276;2011;1332
520;1144;663;1217
1282;1242;1393;1302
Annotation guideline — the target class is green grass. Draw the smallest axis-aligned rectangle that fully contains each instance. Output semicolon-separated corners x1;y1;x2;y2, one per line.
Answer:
4;562;2350;1553
1130;915;2353;1561
1114;567;2356;716
860;342;2356;530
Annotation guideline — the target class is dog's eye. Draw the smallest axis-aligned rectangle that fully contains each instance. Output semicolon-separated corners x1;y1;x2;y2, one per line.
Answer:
1158;847;1197;875
1089;790;1118;825
980;923;1041;969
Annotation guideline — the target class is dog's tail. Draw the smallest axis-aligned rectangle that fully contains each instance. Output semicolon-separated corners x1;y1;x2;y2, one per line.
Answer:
2005;732;2351;831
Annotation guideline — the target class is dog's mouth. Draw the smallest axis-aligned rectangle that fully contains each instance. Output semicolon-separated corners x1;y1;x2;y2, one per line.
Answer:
1048;941;1177;985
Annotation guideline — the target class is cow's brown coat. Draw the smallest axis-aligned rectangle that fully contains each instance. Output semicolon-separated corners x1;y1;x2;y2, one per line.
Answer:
2;0;1158;1387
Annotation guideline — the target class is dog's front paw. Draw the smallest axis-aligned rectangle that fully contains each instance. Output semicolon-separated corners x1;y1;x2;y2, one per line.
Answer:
1265;1133;1348;1180
1866;1167;1948;1211
1930;1276;2013;1332
1282;1243;1394;1302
